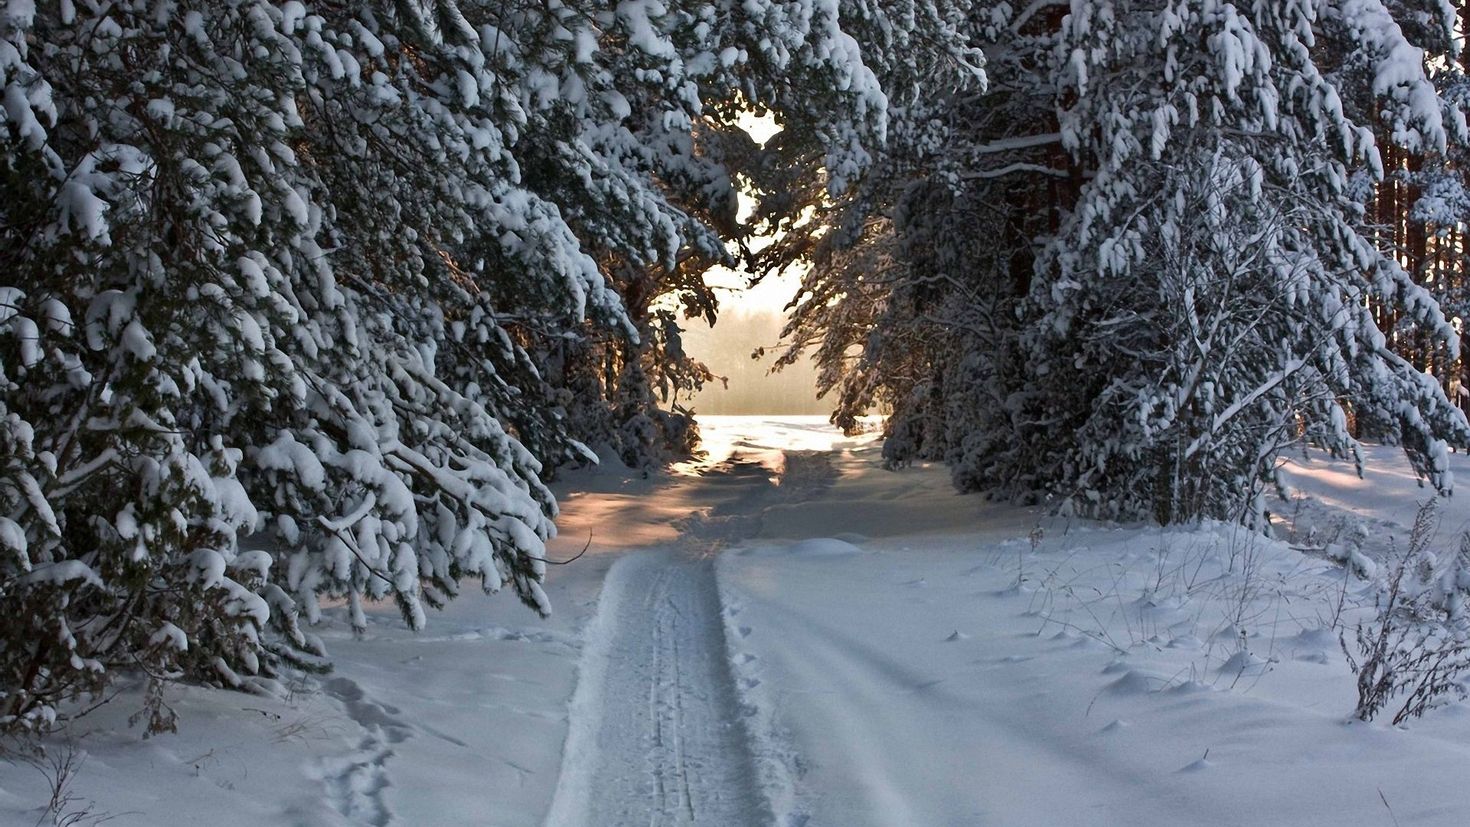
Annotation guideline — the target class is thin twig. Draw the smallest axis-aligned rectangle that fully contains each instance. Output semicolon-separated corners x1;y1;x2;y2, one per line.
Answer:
526;531;593;566
1379;788;1401;827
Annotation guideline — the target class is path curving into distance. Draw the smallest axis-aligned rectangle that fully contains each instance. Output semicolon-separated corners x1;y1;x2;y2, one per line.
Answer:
544;451;834;827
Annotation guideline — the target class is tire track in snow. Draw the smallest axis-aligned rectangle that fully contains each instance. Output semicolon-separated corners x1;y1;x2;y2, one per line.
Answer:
546;551;767;826
545;451;835;826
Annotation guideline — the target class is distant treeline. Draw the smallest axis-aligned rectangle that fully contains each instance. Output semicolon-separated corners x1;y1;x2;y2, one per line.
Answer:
678;307;829;416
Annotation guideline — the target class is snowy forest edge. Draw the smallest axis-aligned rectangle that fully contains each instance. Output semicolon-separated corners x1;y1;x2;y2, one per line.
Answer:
4;0;1470;741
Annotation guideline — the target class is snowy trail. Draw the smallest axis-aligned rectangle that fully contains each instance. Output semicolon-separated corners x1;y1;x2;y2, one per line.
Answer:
545;451;834;826
546;551;767;827
716;527;1470;825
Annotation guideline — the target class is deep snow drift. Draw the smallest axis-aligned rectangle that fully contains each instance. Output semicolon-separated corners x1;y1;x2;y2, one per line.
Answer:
5;417;1470;825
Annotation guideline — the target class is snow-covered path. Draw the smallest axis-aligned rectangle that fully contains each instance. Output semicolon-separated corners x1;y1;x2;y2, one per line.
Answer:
558;419;1470;826
546;449;836;826
11;418;1470;826
546;551;764;827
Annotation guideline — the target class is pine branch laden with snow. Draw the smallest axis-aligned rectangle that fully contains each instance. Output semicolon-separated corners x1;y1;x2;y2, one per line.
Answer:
780;0;1470;526
1030;0;1470;523
744;0;990;441
519;0;903;472
0;0;582;735
0;0;894;733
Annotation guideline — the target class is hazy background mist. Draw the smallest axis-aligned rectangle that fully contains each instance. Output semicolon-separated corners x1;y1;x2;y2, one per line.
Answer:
677;306;830;416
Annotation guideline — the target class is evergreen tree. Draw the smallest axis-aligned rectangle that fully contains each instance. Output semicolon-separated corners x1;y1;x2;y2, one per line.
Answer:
0;0;891;734
777;0;1470;525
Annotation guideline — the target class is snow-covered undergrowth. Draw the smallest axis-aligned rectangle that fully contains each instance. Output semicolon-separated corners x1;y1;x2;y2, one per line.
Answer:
720;525;1470;824
6;418;1470;825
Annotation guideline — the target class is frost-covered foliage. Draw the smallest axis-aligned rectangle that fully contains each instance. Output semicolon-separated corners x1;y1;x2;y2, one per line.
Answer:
778;0;1470;525
752;0;990;424
0;0;889;734
501;0;903;471
1343;502;1470;725
1027;0;1470;522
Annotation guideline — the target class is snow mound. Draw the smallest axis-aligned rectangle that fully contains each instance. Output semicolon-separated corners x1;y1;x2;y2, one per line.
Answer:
787;538;869;557
738;538;869;558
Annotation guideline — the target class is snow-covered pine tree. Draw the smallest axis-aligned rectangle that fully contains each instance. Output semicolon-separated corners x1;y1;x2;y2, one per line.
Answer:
0;0;632;733
1395;3;1470;417
776;0;1470;525
766;2;1043;469
1024;0;1470;523
750;0;989;433
0;0;893;733
522;0;901;471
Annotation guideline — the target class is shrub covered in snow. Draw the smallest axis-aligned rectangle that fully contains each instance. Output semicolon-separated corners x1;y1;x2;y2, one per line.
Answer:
1343;502;1470;725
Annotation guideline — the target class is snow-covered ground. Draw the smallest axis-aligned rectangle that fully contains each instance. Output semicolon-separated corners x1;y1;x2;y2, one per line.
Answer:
6;417;1470;825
